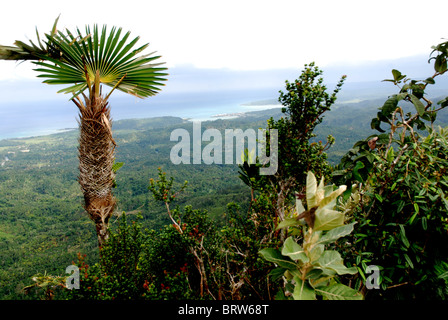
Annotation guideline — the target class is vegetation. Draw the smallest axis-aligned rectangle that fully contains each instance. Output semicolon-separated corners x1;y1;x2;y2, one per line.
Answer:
0;37;448;302
260;171;362;300
333;40;448;299
0;16;167;247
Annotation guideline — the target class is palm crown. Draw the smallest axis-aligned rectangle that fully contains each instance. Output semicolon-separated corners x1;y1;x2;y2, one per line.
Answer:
0;16;168;100
35;25;167;100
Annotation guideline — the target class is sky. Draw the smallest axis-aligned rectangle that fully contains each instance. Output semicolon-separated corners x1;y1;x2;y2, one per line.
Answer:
0;0;447;100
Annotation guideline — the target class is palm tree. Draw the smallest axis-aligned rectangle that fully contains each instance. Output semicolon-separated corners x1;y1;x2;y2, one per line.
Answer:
0;17;167;248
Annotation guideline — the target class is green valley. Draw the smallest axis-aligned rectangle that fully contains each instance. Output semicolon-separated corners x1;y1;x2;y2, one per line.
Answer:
0;93;447;300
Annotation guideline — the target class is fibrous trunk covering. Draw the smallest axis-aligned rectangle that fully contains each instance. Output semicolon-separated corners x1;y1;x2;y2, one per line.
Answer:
77;93;116;248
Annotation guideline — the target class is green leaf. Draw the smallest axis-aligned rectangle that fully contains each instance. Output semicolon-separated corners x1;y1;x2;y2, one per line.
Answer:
306;171;318;208
397;200;405;212
375;193;383;203
386;146;395;163
422;216;428;231
352;161;365;183
381;95;399;117
313;208;345;231
408;211;418;225
391;69;405;82
424;77;435;84
276;217;300;230
371;117;385;133
259;248;297;270
112;161;124;173
316;222;356;246
292;276;316;300
318;185;347;210
315;250;358;275
268;267;287;281
442;197;448;211
434;55;447;73
410;94;426;116
404;254;414;269
315;283;363;300
282;237;309;263
296;198;306;215
413;202;419;214
399;224;410;248
308;244;324;262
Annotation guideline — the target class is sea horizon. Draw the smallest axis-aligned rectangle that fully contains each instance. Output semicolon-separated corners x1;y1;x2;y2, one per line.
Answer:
0;88;281;141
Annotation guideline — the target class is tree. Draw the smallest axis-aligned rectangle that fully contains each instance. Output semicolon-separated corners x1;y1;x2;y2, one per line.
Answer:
239;63;345;228
333;39;448;299
0;17;167;247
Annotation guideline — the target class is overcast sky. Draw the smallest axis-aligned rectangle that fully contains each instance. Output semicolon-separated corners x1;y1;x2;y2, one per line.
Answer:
0;0;447;104
1;0;447;81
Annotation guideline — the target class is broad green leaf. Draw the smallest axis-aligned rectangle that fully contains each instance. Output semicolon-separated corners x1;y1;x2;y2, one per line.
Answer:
308;244;324;262
309;275;332;288
424;77;435;84
259;248;297;270
318;185;347;210
381;95;399;117
410;94;425;116
323;185;334;197
315;283;363;300
315;176;325;204
434;55;447;73
315;250;358;275
306;171;318;208
276;217;300;230
268;267;287;281
304;230;322;249
305;268;324;280
316;222;356;246
352;161;365;183
391;69;404;82
296;198;305;215
292;276;316;300
282;237;309;263
313;208;345;231
371;117;385;132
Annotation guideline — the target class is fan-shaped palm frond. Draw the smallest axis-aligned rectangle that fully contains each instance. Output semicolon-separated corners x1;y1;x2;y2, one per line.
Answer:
33;23;167;100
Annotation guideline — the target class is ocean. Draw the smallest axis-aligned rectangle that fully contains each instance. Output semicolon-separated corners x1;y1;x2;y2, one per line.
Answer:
0;88;279;141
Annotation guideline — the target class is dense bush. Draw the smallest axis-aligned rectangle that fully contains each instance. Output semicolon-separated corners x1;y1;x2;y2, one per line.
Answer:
334;40;448;299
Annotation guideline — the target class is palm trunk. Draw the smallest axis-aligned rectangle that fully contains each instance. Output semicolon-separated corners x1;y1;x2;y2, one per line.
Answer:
76;86;116;248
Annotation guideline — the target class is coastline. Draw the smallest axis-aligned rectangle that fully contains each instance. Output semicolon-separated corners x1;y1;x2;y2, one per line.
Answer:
0;105;281;142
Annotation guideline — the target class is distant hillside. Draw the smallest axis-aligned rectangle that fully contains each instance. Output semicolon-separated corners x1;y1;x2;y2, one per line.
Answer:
0;95;447;299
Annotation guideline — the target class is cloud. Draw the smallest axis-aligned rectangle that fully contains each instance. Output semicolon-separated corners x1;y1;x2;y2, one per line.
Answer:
1;0;447;80
0;53;438;106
